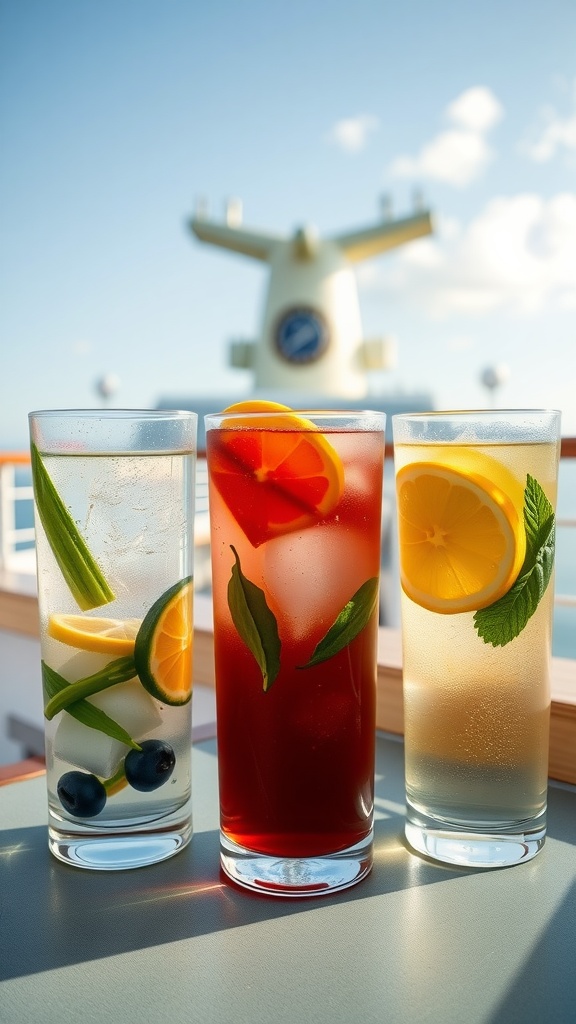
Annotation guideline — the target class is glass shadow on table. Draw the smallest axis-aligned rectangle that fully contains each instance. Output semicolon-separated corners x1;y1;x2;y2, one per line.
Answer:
487;878;576;1024
1;736;575;985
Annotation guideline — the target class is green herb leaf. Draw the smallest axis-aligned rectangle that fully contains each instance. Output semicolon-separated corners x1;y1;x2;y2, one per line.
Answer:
42;662;141;749
473;475;555;647
31;442;115;610
299;576;380;669
227;545;281;692
44;656;137;719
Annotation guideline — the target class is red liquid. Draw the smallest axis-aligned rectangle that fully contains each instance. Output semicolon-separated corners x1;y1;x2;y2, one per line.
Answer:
207;428;383;858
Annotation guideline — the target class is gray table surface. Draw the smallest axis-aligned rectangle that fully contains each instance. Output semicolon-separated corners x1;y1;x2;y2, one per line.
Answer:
1;734;575;1024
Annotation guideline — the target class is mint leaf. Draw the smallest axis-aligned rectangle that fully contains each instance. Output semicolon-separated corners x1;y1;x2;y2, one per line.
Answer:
524;473;555;562
473;475;555;647
299;577;380;669
227;545;281;691
42;662;141;749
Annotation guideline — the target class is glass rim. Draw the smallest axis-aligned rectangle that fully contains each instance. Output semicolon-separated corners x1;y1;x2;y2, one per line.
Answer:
392;408;561;421
205;407;386;424
29;408;198;455
29;408;197;422
391;408;561;445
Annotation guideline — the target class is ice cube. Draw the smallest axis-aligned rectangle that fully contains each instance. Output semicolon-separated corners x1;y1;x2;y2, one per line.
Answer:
53;679;162;778
54;718;131;779
89;678;162;732
55;649;114;683
263;524;377;640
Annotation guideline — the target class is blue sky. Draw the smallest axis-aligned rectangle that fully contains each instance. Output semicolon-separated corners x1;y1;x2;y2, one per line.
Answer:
1;0;575;446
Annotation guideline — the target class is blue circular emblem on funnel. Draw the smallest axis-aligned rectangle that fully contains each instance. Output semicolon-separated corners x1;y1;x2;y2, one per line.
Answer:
274;307;329;364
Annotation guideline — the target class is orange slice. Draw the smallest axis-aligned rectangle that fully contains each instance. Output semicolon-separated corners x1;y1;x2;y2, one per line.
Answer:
396;461;525;614
47;614;141;655
208;400;344;547
134;577;193;705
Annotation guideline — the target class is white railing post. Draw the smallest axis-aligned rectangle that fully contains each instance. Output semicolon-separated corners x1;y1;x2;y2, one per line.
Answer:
0;461;35;574
0;463;16;571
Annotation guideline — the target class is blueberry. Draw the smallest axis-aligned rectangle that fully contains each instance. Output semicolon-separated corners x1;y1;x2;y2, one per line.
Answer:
57;771;107;817
124;739;176;792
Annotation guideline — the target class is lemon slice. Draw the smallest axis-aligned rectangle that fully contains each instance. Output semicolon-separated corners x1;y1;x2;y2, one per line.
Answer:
396;462;525;614
48;614;141;655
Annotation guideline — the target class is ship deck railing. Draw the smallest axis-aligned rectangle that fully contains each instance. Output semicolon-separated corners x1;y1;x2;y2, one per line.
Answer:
0;444;575;786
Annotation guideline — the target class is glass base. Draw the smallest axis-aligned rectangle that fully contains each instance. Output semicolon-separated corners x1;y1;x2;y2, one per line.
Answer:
405;820;546;869
48;804;192;870
220;831;373;897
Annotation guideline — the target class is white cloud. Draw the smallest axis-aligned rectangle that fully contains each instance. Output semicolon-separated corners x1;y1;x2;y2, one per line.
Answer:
390;130;494;187
360;194;576;316
446;86;504;132
525;82;576;162
388;86;503;187
326;114;379;153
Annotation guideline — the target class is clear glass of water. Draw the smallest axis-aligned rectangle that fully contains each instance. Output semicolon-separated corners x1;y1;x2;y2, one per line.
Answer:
29;409;197;870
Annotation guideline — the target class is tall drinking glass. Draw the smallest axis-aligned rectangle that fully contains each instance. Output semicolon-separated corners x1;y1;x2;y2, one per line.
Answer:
392;410;561;868
205;404;386;896
29;409;197;870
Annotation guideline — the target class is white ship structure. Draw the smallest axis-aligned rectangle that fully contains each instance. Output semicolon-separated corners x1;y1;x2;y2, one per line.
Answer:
159;196;435;444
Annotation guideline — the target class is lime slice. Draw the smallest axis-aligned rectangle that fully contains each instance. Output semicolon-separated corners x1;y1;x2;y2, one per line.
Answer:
134;577;193;705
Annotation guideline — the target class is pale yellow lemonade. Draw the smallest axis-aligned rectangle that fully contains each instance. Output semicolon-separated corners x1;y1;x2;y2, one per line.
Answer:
395;440;559;831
